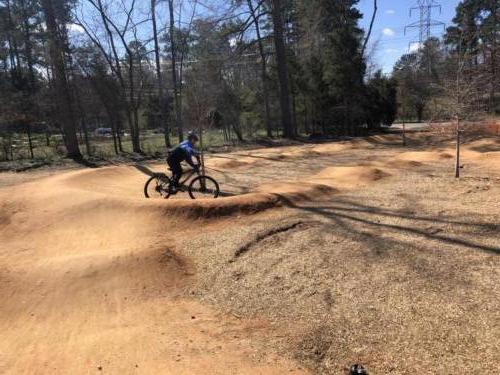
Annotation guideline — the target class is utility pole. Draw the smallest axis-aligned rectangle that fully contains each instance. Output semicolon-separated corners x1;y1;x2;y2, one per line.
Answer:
404;0;445;53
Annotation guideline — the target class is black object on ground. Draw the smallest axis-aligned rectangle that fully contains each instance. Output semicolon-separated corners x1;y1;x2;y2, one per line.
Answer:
349;364;367;374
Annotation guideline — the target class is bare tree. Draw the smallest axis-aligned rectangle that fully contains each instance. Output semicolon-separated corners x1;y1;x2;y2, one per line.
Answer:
361;0;377;57
80;0;143;153
178;0;198;130
40;0;82;159
151;0;170;147
247;0;272;137
168;0;183;142
269;0;293;138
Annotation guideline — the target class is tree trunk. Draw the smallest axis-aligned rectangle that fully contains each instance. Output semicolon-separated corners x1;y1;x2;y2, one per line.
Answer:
361;0;377;57
455;118;461;178
26;123;34;159
4;0;17;71
489;0;498;113
291;84;298;137
81;117;91;156
20;0;36;88
168;0;183;142
110;119;119;155
304;98;310;134
416;105;424;123
177;1;196;138
151;0;171;148
269;0;293;138
5;0;20;73
40;0;81;159
73;85;92;156
127;52;141;153
232;122;244;142
116;119;123;152
247;0;272;137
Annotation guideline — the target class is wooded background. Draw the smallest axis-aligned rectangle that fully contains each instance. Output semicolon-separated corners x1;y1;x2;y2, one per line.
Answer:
0;0;498;161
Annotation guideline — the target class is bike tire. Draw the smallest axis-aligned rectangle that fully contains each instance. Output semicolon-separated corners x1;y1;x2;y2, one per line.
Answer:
188;175;220;199
144;174;172;199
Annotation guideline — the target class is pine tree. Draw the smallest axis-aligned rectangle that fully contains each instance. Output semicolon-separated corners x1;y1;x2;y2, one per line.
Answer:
299;0;366;135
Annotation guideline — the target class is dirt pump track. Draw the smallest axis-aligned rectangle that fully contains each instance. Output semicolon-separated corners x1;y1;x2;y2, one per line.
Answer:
1;133;499;374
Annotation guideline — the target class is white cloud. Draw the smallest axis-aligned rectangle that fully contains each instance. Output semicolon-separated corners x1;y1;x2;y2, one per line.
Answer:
229;37;237;48
382;28;395;37
385;48;399;54
67;23;85;34
385;9;396;15
409;42;422;53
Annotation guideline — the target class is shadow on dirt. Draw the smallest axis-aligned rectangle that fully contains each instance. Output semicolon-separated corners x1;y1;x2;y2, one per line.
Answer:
278;195;500;256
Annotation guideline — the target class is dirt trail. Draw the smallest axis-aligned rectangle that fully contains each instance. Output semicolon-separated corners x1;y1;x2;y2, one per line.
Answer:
0;173;306;374
1;134;499;374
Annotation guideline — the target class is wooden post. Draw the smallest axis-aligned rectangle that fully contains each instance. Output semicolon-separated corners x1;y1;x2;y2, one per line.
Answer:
199;121;205;176
401;93;407;146
455;117;461;178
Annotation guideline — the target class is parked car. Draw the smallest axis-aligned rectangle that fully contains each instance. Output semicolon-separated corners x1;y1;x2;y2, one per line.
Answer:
95;128;112;137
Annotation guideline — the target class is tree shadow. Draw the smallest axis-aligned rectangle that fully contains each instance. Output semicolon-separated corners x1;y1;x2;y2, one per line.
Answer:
467;143;500;153
277;196;499;256
133;163;157;177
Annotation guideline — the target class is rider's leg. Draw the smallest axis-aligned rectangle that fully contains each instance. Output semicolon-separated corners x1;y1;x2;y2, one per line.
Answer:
171;163;183;188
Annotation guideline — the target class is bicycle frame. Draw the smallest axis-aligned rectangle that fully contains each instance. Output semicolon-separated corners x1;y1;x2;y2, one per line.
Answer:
177;168;200;187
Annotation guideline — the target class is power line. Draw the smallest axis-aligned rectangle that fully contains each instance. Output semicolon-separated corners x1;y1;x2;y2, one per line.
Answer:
404;0;445;51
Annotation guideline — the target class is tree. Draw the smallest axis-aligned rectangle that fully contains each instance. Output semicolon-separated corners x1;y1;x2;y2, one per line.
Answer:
40;0;81;159
269;0;293;138
151;0;170;147
393;51;433;123
168;0;183;141
365;71;397;129
297;0;366;135
246;0;272;137
445;0;499;114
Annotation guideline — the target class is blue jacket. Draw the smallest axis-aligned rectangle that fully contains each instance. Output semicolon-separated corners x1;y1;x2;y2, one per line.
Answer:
169;140;198;167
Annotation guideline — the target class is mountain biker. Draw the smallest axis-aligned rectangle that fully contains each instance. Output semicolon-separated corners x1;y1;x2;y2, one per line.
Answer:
167;132;200;193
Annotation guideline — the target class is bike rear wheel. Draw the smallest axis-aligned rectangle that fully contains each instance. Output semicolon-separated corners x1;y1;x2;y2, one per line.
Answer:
144;174;172;199
188;175;220;199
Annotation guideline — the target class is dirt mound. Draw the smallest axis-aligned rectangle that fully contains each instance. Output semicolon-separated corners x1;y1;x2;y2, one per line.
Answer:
310;166;391;188
471;151;500;171
62;165;148;197
385;159;424;168
353;134;403;147
465;138;500;153
256;182;338;202
207;156;256;169
51;162;392;221
0;174;305;374
310;142;351;154
396;150;454;162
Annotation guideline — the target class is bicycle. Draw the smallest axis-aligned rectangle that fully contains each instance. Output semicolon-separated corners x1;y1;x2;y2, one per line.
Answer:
144;165;220;200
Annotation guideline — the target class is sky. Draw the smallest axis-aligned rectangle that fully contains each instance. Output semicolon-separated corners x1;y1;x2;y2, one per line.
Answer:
356;0;461;73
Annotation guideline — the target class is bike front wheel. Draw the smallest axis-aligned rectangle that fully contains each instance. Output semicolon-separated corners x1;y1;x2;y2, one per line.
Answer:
188;176;220;199
144;174;172;199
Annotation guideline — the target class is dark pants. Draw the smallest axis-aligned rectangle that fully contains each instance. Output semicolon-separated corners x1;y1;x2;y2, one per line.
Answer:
167;159;183;187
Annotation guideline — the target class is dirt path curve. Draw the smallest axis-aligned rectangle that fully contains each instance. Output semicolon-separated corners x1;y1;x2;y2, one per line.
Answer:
0;170;305;374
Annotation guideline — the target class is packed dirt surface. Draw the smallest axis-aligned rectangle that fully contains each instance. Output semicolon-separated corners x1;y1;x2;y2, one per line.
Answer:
1;131;499;374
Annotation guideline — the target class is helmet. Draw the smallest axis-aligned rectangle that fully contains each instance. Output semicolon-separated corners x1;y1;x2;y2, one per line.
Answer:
187;131;199;142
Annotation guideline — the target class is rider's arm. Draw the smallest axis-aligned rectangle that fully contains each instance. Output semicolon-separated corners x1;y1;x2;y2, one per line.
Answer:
185;147;199;169
186;156;197;169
